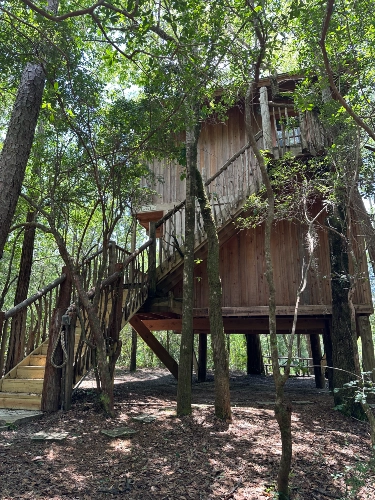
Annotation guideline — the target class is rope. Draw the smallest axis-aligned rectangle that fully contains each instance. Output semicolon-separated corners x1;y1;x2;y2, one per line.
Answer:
50;313;70;369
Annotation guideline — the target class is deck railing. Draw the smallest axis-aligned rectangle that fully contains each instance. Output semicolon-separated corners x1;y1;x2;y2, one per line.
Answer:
154;132;263;272
0;275;66;376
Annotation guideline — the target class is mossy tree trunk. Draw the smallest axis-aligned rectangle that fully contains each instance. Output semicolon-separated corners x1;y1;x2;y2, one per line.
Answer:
195;168;231;420
246;80;292;500
177;109;200;416
328;207;364;419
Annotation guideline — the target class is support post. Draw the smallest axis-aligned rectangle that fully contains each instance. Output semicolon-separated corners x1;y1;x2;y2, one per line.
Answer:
130;328;137;372
246;334;265;375
0;311;5;379
149;222;157;298
260;86;273;153
322;320;334;391
357;315;375;382
198;333;207;382
42;267;72;412
108;240;117;276
63;312;75;410
309;333;325;389
108;263;124;379
130;315;178;379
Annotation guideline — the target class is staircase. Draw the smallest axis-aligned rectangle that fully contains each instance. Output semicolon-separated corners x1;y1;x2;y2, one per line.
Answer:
0;335;80;410
0;138;263;411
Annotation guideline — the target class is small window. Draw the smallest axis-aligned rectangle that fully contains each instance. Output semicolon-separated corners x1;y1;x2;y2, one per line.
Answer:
276;118;301;147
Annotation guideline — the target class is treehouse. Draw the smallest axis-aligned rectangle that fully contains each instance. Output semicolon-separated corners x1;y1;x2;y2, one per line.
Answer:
0;74;373;410
132;73;373;386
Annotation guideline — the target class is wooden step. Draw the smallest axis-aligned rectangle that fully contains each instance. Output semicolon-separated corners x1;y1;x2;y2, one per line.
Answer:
29;354;47;366
41;344;49;355
17;366;45;379
1;379;43;394
0;392;41;410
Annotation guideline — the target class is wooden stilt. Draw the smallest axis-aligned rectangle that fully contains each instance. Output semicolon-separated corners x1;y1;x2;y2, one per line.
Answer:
309;333;325;389
357;315;375;382
130;315;178;379
198;333;207;382
322;320;334;390
246;334;264;375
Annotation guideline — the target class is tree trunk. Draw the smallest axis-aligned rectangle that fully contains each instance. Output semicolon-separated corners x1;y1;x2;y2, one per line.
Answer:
0;0;59;258
195;168;231;420
328;208;364;418
177;112;199;417
55;233;115;416
246;80;292;498
5;211;36;372
246;334;265;375
0;65;45;259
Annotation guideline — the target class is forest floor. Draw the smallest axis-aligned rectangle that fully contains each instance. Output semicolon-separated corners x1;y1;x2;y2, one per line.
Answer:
1;368;375;500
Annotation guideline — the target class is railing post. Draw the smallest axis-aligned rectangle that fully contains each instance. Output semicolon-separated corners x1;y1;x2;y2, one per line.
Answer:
0;311;5;380
260;86;273;153
108;262;124;379
149;221;157;298
63;310;76;411
108;239;116;276
41;266;72;412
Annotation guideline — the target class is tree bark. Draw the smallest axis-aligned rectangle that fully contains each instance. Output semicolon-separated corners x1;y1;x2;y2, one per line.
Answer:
0;66;45;258
5;211;36;372
177;111;199;417
328;208;364;418
195;168;231;420
246;80;292;499
0;0;59;258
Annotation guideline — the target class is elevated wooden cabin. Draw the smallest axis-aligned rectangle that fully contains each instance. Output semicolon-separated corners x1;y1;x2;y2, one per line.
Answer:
131;74;373;382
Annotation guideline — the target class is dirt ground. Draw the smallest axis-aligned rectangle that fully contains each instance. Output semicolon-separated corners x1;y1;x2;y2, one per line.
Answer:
1;368;374;500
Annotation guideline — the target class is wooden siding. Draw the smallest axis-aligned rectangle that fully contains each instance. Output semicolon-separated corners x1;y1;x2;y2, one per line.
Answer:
170;216;372;310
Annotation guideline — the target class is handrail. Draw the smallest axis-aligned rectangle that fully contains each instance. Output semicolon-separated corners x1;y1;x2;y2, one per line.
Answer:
86;269;123;300
4;274;66;320
205;131;263;186
123;238;154;267
155;200;186;229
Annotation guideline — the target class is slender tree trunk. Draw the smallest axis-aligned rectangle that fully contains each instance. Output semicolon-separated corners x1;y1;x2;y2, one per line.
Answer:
246;81;291;499
5;211;36;372
55;233;115;416
177;110;199;417
0;0;59;258
195;168;231;420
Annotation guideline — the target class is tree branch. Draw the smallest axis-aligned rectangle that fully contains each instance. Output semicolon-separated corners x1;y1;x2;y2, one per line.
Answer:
19;0;105;21
319;0;375;142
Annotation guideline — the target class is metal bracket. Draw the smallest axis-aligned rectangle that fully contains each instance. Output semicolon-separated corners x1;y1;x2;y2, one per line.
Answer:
62;314;71;326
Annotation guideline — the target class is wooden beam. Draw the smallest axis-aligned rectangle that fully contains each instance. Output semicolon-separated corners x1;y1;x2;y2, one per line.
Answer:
141;317;326;332
198;334;207;382
130;316;178;379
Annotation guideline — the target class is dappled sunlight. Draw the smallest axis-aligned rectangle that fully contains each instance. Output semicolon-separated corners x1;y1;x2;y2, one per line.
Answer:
1;371;374;499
